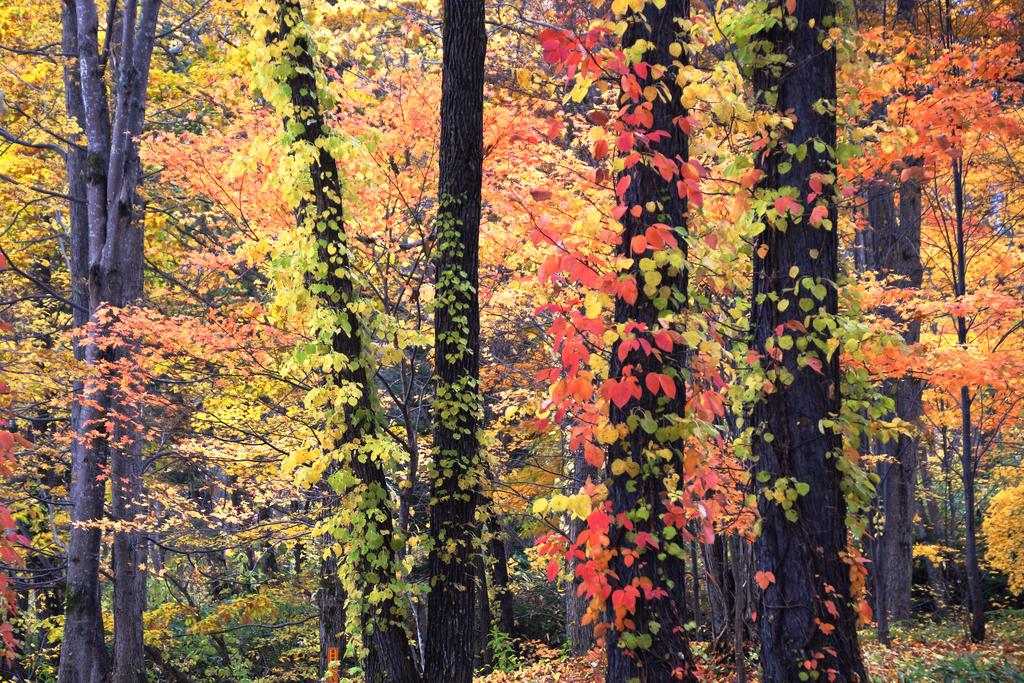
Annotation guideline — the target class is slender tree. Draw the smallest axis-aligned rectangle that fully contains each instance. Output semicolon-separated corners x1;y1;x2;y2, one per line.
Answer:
255;0;419;678
951;157;985;642
425;0;487;680
749;0;869;680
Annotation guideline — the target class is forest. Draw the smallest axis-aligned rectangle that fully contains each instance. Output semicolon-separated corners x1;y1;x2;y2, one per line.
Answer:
2;0;1024;680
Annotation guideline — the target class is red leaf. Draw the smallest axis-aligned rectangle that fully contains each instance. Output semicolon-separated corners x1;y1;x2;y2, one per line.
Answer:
615;175;632;198
651;152;676;181
620;278;638;305
546;117;564;140
616;131;634;153
774;195;802;215
659;375;676;399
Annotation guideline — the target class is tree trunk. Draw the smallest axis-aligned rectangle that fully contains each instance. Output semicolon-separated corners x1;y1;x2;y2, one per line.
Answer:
58;2;108;681
860;163;923;627
880;163;923;621
109;215;147;683
475;553;493;671
425;1;487;681
702;534;733;647
258;1;419;678
603;2;698;681
59;0;161;680
916;442;948;615
728;536;749;683
750;1;869;680
951;158;984;643
317;553;346;680
565;444;596;656
490;532;515;640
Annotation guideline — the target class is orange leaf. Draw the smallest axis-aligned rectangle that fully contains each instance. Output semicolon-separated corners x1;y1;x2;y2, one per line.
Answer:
755;570;775;590
740;168;764;189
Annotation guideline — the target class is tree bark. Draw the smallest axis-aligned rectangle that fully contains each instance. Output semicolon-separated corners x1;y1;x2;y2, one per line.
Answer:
58;2;108;681
702;534;733;646
750;1;869;680
859;164;923;629
728;536;749;683
489;531;515;640
875;165;924;622
916;441;948;615
565;444;596;656
59;0;161;680
951;158;985;642
603;2;698;681
260;1;418;678
425;1;487;681
317;553;346;680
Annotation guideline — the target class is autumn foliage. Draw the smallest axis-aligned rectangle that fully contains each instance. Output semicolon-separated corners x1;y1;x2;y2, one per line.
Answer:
2;0;1024;681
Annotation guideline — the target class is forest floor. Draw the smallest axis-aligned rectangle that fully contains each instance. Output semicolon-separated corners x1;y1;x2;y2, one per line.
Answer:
477;610;1024;682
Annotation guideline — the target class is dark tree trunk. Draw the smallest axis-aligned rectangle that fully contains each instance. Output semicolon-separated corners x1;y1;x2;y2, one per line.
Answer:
489;532;515;639
689;538;702;636
565;444;596;656
858;164;923;632
894;0;917;25
702;534;733;646
951;159;985;642
750;1;869;681
59;0;161;681
475;553;493;671
58;2;108;681
916;442;948;615
870;164;924;623
425;1;487;682
260;1;418;679
728;536;749;683
317;554;346;680
603;2;698;681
